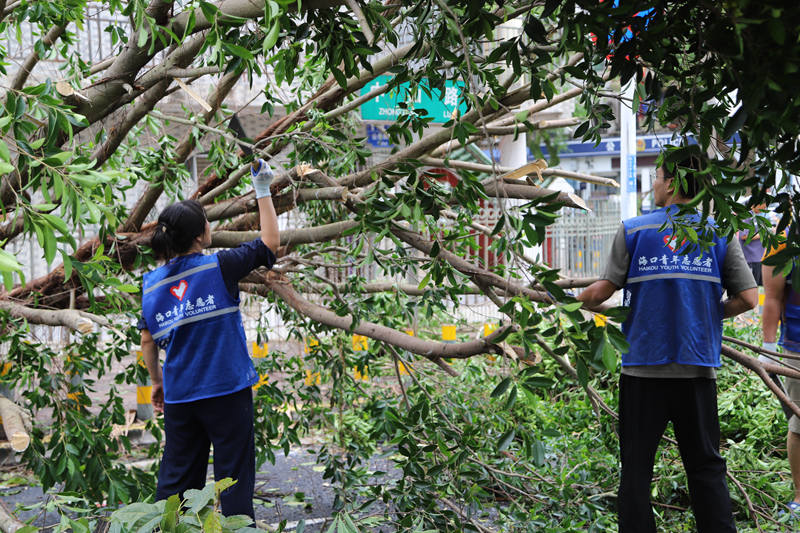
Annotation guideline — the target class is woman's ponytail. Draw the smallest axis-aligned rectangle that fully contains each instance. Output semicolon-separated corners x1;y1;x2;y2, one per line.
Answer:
150;200;207;260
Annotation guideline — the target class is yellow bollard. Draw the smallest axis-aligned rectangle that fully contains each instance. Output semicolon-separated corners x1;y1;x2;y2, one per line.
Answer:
66;353;85;406
253;373;269;390
304;338;319;354
396;329;415;375
442;325;457;342
304;369;321;386
352;334;368;352
484;323;499;361
353;365;369;382
135;351;152;420
252;342;269;358
251;342;269;391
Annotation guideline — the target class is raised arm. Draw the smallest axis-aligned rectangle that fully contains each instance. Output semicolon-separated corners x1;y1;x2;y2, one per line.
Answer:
251;159;280;252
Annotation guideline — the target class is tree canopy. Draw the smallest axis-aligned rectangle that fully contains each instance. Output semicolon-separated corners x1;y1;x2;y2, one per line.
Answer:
0;0;799;530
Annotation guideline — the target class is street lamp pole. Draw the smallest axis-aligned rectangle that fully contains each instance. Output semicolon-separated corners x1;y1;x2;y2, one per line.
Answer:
620;80;638;220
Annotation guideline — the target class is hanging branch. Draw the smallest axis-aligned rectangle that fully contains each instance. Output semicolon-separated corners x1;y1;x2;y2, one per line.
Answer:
245;276;515;366
10;24;68;90
120;67;243;232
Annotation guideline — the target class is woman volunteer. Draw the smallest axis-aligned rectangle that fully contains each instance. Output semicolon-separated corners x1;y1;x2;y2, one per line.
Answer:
138;159;278;518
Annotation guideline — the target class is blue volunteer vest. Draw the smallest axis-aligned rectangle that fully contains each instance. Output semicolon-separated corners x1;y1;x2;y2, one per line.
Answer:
141;253;257;403
781;272;800;352
622;206;728;367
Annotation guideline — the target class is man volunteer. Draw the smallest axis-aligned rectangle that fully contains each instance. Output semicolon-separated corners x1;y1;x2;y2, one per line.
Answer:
578;156;757;532
762;232;800;513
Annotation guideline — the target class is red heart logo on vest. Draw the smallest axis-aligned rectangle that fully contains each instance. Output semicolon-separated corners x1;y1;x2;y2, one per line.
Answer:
170;280;188;301
663;235;684;252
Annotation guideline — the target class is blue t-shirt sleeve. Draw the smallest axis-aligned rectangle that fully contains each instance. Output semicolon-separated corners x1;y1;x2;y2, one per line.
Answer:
216;239;277;299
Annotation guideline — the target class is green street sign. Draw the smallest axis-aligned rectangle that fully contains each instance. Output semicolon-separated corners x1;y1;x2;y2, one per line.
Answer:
360;75;467;123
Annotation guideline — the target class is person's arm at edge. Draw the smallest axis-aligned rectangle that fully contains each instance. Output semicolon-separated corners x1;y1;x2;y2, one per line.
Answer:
762;264;785;343
577;280;620;309
141;329;164;413
577;223;626;310
723;287;758;318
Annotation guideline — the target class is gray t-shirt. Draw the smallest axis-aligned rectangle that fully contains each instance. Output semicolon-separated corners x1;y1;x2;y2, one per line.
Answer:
602;223;756;378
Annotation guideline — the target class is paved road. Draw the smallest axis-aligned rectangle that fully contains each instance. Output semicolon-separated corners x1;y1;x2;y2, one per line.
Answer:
0;446;398;532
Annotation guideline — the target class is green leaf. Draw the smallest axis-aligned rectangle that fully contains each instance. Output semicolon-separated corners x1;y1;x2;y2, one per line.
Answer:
203;511;222;533
62;252;73;280
0;140;9;162
160;494;180;533
722;106;747;140
224;42;254;60
44;151;72;165
263;21;280;52
331;66;347;88
0;161;14;174
417;271;431;290
576;358;589;387
497;428;515;452
491;377;512;398
137;27;148;48
560;301;582;312
0;248;22;273
601;340;617;372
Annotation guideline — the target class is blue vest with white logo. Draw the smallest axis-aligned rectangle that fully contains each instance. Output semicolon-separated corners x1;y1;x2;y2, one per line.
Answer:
141;253;257;403
622;206;728;367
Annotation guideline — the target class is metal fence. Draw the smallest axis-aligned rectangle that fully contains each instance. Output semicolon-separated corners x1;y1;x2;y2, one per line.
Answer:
543;197;620;279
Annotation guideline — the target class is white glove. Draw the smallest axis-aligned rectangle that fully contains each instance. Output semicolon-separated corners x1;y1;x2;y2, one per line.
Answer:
251;158;274;198
759;342;779;364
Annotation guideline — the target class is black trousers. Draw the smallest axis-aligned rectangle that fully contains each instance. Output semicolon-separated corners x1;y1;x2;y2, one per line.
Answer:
618;375;736;533
155;386;255;519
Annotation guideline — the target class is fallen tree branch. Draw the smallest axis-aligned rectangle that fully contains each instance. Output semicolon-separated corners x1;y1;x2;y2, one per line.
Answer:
0;499;25;533
211;220;359;249
245;276;516;366
0;397;30;452
0;300;106;333
721;344;800;419
726;469;763;533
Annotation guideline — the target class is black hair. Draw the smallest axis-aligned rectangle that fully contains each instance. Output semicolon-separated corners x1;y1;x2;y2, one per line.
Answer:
661;155;703;199
150;200;207;260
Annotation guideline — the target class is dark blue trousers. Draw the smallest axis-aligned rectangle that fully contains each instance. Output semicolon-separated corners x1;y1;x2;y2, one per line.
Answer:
618;375;736;533
155;386;255;519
